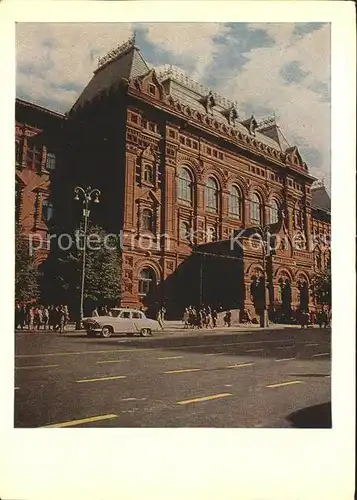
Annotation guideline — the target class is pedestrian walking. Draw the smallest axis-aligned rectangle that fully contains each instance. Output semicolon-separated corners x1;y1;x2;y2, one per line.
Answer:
43;307;49;330
223;310;232;327
58;306;66;334
27;305;34;330
211;309;218;328
156;309;164;330
183;308;189;329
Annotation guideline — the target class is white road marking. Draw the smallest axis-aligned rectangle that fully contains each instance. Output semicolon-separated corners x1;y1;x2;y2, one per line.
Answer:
274;358;296;362
312;353;330;357
157;356;184;360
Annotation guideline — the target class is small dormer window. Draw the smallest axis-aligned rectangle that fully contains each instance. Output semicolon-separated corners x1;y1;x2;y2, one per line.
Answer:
148;84;156;96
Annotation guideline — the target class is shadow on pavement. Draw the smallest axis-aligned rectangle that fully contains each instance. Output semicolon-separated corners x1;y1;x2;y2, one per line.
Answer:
286;402;332;428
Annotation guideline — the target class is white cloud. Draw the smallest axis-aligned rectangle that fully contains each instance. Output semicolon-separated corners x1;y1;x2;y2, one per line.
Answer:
142;22;230;81
219;23;331;180
16;23;133;111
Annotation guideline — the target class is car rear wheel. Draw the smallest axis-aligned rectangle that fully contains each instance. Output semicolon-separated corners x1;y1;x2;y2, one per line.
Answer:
140;328;151;337
101;326;113;338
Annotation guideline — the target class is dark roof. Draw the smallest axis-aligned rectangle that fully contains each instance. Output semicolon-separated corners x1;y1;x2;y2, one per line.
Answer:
311;185;331;212
70;45;149;113
16;98;65;119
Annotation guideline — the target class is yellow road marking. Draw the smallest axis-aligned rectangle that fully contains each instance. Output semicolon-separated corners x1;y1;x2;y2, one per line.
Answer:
177;393;232;405
158;356;184;360
76;375;126;383
15;364;59;370
274;357;296;362
42;413;118;428
226;363;253;369
163;368;201;374
266;381;303;388
96;360;129;364
312;353;329;357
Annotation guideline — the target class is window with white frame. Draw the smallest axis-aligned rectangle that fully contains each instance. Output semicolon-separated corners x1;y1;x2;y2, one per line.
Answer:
142;208;154;232
229;185;242;218
250;192;262;225
46;152;56;171
177;167;193;203
269;199;280;224
143;164;154;184
179;220;191;241
139;267;156;295
205;177;219;212
42;199;54;222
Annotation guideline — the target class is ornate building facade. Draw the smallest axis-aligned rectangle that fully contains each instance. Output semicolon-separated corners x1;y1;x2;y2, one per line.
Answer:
16;36;331;319
15;98;64;264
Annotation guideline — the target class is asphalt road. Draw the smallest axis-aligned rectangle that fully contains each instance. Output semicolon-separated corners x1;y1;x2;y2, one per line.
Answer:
14;327;331;428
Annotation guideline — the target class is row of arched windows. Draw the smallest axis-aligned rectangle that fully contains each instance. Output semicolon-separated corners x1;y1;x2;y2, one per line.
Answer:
177;166;281;225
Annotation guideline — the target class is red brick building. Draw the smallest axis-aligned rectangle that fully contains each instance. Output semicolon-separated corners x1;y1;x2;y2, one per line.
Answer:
16;36;331;319
15;98;64;264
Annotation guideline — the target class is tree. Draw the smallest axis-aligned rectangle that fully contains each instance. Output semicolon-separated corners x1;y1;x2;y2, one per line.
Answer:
310;265;331;306
41;224;121;316
15;224;40;302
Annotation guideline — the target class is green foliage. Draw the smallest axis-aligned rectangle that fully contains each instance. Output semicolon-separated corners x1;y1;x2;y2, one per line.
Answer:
15;225;40;301
43;225;121;308
310;265;331;306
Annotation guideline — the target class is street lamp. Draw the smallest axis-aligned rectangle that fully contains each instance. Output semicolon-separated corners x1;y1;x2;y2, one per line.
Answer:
252;224;271;328
74;186;101;327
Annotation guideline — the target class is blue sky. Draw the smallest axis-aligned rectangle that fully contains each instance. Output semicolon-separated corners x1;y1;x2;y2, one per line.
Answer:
16;22;330;184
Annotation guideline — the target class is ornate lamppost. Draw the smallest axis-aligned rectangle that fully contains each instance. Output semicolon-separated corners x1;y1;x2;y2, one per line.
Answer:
74;186;100;327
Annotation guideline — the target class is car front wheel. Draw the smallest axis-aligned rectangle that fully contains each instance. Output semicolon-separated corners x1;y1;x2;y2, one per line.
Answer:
101;326;113;338
140;328;151;337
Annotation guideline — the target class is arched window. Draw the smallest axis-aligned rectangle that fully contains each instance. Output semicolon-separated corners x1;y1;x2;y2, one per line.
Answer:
229;185;242;218
42;199;54;222
143;164;154;184
269;199;280;224
250;192;262;225
295;201;304;228
177;167;193;203
139;267;156;295
206;226;216;242
205;177;219;212
179;220;191;241
142;209;153;231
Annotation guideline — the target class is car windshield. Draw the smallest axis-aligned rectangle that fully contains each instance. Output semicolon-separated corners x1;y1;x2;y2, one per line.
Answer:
110;309;121;318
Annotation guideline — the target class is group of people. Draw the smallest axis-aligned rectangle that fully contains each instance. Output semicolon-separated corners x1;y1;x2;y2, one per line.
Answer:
15;303;70;333
182;305;220;329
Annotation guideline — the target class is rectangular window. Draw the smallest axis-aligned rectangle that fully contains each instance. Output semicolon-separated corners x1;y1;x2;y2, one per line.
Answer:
186;138;192;148
213;150;217;158
149;122;156;132
207;147;212;155
251;166;256;174
142;119;147;129
132;312;143;319
46;152;56;171
218;152;223;160
179;136;185;144
192;141;198;150
130;113;138;124
169;129;175;138
148;84;156;95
